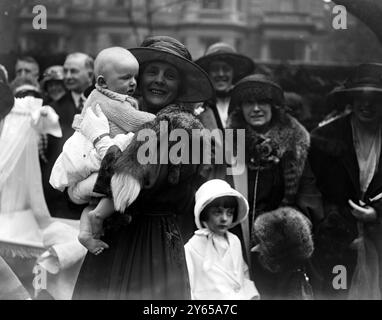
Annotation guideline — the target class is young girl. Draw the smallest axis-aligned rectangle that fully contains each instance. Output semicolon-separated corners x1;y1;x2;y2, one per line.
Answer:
185;179;259;300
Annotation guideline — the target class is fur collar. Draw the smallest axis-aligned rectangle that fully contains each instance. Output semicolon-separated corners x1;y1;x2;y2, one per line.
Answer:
227;109;310;204
310;114;352;157
110;104;211;212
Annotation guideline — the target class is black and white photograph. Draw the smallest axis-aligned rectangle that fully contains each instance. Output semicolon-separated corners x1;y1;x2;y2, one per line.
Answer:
1;0;382;305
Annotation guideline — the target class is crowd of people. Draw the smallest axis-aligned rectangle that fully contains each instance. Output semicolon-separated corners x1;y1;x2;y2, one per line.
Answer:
0;34;382;300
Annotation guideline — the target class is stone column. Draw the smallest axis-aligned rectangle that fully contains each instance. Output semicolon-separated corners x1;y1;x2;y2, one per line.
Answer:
19;36;28;52
57;36;65;52
304;42;312;62
230;0;238;21
260;39;270;61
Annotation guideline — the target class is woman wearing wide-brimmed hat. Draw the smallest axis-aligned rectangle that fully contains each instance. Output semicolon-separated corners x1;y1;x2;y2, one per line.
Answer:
226;74;323;299
72;36;215;300
309;63;382;300
40;65;67;104
194;42;255;131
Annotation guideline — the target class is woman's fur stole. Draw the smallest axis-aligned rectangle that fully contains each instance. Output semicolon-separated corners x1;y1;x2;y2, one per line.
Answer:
227;108;310;204
111;104;210;212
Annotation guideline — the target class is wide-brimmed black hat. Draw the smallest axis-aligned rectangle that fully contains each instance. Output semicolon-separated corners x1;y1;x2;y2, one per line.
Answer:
195;42;255;83
0;82;14;120
229;74;284;111
327;63;382;108
130;36;214;103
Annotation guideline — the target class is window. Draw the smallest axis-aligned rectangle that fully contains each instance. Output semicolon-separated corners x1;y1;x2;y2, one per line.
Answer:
115;0;126;7
26;33;60;54
200;36;221;51
269;39;305;61
71;0;94;9
279;0;299;13
201;0;223;10
235;38;243;52
109;33;123;46
237;0;243;12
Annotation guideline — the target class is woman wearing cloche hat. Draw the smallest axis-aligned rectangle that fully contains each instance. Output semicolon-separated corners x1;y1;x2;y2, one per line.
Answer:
194;42;255;132
225;73;323;299
309;63;382;300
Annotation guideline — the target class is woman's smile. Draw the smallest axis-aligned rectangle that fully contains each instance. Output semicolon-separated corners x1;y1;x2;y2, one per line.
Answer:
141;61;180;112
149;88;168;95
242;101;273;130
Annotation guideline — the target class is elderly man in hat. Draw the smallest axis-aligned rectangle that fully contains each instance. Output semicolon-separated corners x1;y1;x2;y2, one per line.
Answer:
195;42;255;131
309;63;382;299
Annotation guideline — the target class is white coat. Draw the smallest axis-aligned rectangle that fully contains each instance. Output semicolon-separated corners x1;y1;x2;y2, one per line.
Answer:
185;229;259;300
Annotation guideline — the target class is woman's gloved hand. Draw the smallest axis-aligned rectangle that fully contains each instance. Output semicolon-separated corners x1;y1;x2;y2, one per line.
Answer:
79;104;110;143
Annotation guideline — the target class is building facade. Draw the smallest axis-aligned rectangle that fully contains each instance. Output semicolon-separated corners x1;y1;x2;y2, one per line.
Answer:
11;0;330;62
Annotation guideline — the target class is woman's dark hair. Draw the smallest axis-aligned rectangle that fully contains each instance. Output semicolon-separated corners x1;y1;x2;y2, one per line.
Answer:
232;85;287;126
200;196;238;223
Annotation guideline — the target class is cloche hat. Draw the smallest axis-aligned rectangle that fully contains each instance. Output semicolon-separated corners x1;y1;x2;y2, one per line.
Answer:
194;179;248;230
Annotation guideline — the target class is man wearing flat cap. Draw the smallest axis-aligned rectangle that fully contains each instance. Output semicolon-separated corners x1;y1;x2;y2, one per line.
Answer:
195;42;255;131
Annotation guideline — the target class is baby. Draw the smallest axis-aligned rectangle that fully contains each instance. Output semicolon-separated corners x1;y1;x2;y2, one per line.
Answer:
185;179;259;300
50;47;155;254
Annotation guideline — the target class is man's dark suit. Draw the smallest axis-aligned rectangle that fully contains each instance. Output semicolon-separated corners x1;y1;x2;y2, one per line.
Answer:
41;92;85;219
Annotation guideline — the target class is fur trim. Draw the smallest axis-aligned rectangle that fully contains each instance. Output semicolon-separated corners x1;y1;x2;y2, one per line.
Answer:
111;173;141;212
254;207;313;273
311;114;351;157
228;109;310;204
111;104;208;210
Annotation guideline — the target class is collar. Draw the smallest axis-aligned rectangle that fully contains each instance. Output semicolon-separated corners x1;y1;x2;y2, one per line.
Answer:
195;228;230;246
215;87;233;99
194;228;233;272
71;91;86;108
95;84;131;102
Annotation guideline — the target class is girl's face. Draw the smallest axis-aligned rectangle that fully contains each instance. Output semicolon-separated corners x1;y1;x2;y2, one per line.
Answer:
140;61;180;113
242;100;272;131
203;197;237;236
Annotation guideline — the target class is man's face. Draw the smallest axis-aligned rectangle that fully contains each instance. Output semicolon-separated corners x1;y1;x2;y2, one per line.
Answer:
15;60;39;80
352;93;382;125
208;60;234;93
63;56;93;94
